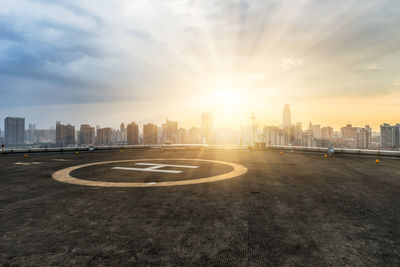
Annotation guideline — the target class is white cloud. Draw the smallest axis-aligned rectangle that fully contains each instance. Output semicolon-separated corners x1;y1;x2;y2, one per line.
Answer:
281;58;304;70
365;64;382;71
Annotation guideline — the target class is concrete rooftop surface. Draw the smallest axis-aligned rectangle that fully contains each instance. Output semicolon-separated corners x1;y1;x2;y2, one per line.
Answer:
0;149;399;266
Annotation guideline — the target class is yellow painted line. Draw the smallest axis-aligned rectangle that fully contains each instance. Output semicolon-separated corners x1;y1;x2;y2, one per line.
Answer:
14;162;42;166
52;158;248;187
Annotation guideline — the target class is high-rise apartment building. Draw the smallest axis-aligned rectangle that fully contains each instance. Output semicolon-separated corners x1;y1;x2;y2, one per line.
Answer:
321;126;333;139
56;122;75;147
127;122;139;145
380;123;400;149
357;126;372;149
79;124;95;146
177;128;189;144
96;127;112;145
201;113;213;144
143;123;158;144
4;117;25;146
263;126;287;146
341;124;359;140
120;123;126;143
313;124;321;139
26;124;36;143
162;119;178;144
282;104;291;128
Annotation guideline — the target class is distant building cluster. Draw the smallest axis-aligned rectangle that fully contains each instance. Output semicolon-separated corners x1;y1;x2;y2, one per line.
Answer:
0;108;399;150
258;105;375;149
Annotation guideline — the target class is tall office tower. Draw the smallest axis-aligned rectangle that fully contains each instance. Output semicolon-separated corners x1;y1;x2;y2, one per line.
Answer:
4;117;25;146
201;112;213;144
189;127;201;144
288;125;296;145
127;122;139;145
26;124;36;143
263;126;279;145
177;128;189;144
46;128;56;143
143;123;158;144
157;127;162;143
56;122;76;147
282;104;291;128
380;123;400;149
313;124;321;139
162;119;178;144
96;128;112;145
357;126;372;149
294;122;303;145
65;125;75;145
120;123;126;142
321;126;333;139
79;124;95;146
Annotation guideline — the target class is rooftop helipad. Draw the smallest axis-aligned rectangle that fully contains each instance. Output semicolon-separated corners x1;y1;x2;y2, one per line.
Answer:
0;149;399;265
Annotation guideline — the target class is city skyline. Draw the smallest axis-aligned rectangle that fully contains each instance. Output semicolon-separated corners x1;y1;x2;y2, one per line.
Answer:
2;106;397;151
0;109;388;134
1;1;400;130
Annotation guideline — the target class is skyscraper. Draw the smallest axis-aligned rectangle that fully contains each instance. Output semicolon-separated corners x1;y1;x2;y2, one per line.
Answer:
341;124;359;140
56;122;76;147
4;117;25;146
143;123;158;144
79;124;95;146
26;124;36;143
380;123;400;149
96;127;112;145
321;126;333;139
127;122;139;145
313;124;321;139
282;104;291;128
120;123;126;143
201;113;213;144
162;119;178;144
357;126;372;149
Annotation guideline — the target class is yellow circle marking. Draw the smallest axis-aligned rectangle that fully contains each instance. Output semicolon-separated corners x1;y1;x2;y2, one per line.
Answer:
52;158;248;187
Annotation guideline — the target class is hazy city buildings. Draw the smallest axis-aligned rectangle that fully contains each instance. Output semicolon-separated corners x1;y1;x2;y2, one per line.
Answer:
143;123;158;144
2;108;398;150
321;126;333;140
127;122;139;145
177;128;189;144
56;122;75;147
201;113;213;144
26;124;36;143
341;124;359;139
282;104;291;128
120;123;126;143
96;127;112;145
380;123;400;150
162;119;178;144
26;125;55;144
4;117;25;146
79;124;95;146
313;124;321;139
357;126;372;149
189;127;201;144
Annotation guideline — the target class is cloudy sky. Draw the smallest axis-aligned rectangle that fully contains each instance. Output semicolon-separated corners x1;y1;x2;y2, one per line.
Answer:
1;0;400;130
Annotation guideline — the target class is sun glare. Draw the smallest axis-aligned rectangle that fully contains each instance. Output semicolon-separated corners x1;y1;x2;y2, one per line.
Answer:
213;90;240;107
